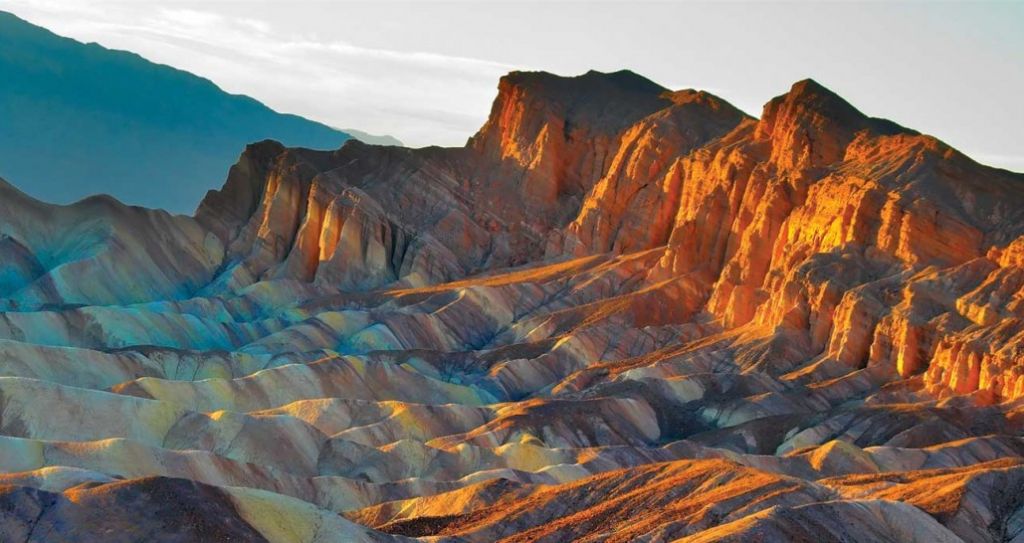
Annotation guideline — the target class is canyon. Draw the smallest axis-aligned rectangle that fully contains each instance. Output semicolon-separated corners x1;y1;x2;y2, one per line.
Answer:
2;69;1024;542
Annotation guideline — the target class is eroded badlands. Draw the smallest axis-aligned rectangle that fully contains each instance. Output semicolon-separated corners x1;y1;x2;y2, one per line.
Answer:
2;70;1024;542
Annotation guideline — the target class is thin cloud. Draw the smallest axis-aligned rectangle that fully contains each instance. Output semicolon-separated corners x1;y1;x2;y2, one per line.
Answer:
157;8;223;28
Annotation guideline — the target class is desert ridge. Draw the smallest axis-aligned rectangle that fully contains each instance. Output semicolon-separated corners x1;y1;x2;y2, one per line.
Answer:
1;69;1023;541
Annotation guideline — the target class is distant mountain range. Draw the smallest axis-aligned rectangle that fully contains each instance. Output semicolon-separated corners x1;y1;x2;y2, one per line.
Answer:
0;11;396;213
340;128;403;147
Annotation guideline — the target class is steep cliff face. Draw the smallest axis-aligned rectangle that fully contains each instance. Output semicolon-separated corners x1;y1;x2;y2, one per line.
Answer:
194;140;490;292
189;71;722;292
694;82;1024;402
468;70;673;211
156;71;1024;403
3;69;1024;542
564;90;750;255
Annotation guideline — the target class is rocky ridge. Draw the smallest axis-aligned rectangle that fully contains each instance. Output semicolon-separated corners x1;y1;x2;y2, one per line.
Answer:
1;69;1024;541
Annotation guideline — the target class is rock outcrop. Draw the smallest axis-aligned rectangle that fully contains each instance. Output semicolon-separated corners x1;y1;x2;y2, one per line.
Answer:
2;69;1024;542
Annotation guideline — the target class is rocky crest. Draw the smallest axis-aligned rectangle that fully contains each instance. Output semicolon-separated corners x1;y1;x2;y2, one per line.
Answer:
2;70;1024;542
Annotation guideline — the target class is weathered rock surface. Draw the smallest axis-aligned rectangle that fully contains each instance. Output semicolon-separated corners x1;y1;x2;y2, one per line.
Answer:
2;69;1024;542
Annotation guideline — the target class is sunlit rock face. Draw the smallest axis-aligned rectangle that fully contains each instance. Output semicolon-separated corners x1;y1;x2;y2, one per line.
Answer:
2;70;1024;542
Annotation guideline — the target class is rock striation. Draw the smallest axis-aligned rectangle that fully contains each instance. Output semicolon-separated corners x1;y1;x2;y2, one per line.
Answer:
2;69;1024;542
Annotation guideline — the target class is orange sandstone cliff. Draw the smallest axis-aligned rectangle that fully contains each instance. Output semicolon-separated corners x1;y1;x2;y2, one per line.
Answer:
1;70;1024;541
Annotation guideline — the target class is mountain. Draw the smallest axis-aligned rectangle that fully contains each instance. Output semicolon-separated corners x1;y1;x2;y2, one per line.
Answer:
342;128;404;147
0;10;351;213
1;68;1024;542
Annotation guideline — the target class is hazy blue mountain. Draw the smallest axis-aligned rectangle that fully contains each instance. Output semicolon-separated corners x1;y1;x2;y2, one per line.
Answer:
341;128;403;147
0;11;352;214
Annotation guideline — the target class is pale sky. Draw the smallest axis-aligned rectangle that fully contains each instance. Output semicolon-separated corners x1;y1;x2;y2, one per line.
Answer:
4;0;1023;171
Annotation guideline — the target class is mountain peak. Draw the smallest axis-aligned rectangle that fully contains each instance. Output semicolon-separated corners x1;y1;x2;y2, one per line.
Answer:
580;68;668;93
467;69;677;203
759;78;868;133
783;78;867;120
754;78;877;169
788;77;844;99
501;69;667;95
470;69;673;154
662;89;750;119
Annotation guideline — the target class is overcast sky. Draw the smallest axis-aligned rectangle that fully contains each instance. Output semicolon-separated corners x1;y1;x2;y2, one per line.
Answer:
5;0;1022;171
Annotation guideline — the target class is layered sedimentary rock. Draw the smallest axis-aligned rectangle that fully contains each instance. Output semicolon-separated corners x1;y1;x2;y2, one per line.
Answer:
2;69;1024;542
